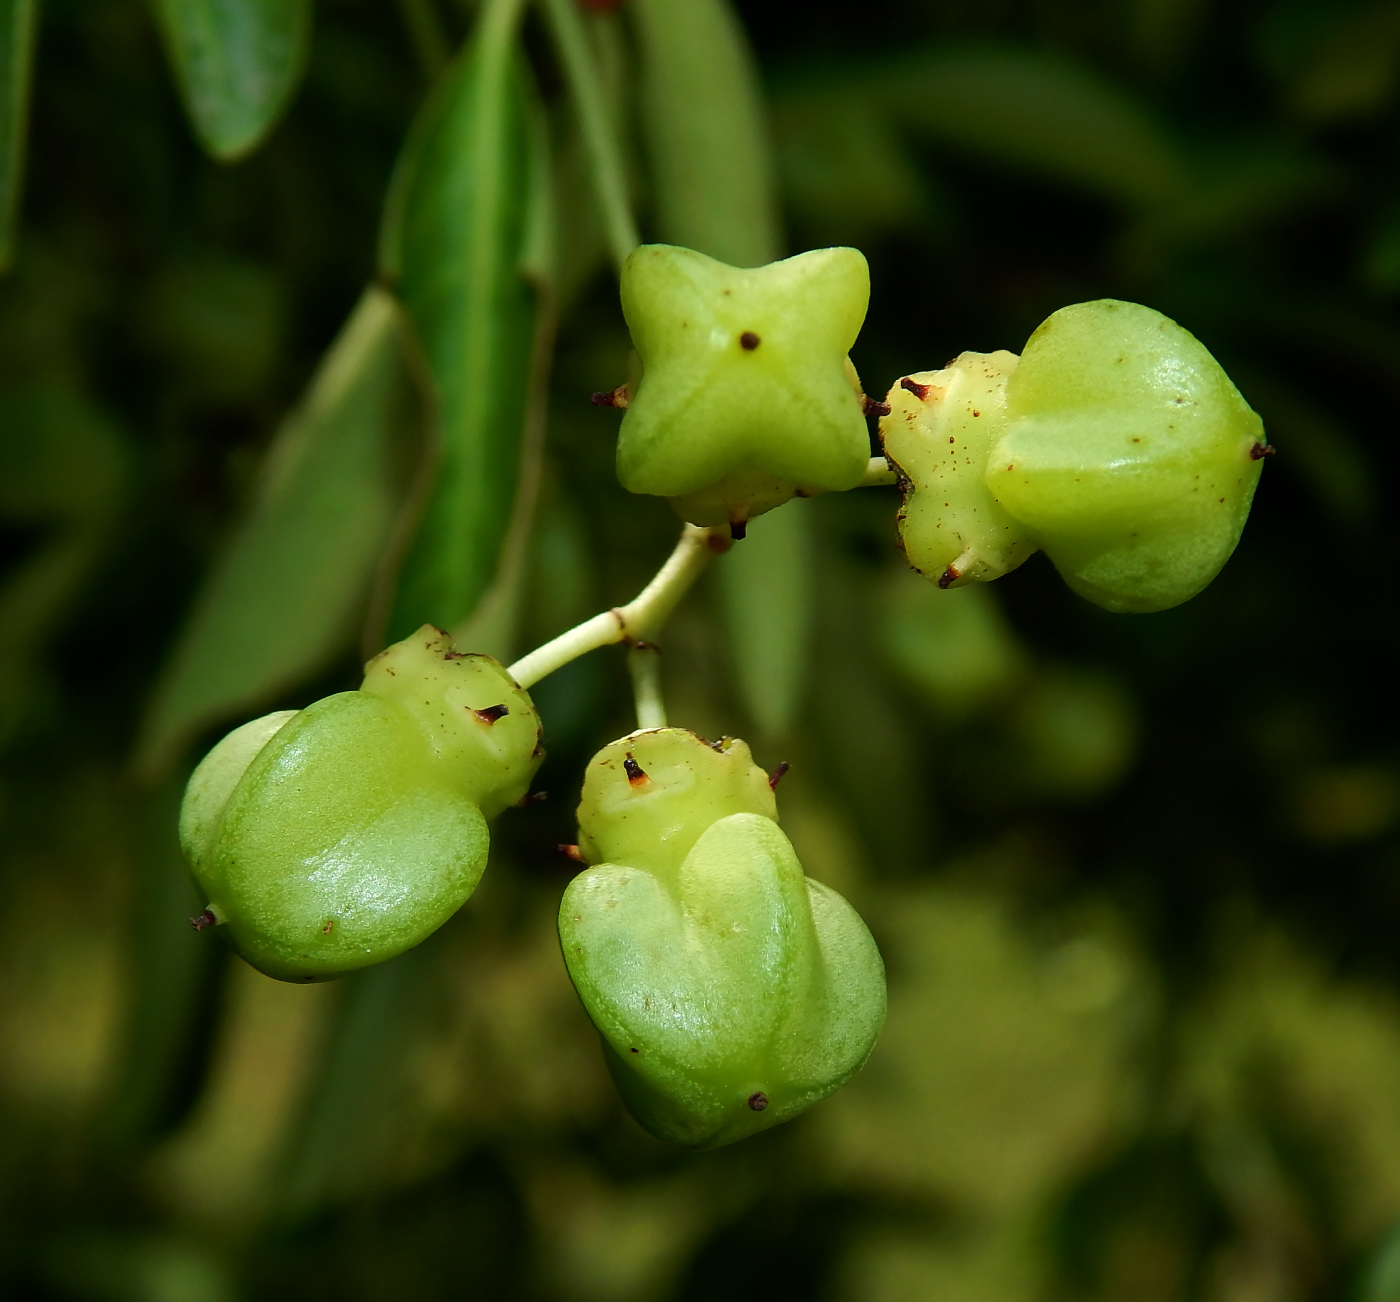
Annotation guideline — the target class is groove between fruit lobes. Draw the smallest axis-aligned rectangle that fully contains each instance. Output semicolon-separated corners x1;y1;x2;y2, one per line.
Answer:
179;626;543;982
882;300;1266;613
616;245;872;530
560;728;886;1149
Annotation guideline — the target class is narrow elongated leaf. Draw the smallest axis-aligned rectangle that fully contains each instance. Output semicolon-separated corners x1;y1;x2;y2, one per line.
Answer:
152;0;312;161
629;0;812;736
136;288;419;777
628;0;779;268
445;93;557;662
274;950;431;1219
378;0;540;642
0;0;36;271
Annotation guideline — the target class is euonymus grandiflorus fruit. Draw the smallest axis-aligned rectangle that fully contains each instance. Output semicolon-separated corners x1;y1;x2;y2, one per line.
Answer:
880;349;1034;588
180;626;543;982
558;728;886;1149
881;300;1268;613
613;244;873;533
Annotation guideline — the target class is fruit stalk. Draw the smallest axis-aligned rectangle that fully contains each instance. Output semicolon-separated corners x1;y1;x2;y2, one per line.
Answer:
507;522;729;687
627;642;667;729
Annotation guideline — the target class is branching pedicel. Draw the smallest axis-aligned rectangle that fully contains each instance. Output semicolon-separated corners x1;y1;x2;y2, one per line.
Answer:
179;242;1267;1146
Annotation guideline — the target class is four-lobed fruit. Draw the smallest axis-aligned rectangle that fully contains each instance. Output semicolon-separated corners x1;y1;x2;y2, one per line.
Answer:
615;244;873;532
882;300;1267;613
558;728;886;1149
180;625;543;982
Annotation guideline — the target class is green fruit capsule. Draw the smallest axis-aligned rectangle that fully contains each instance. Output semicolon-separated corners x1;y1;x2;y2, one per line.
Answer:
559;728;886;1149
879;350;1036;588
987;300;1266;613
180;626;543;982
616;244;872;531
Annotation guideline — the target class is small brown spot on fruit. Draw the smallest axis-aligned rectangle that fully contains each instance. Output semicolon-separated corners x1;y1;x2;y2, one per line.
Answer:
739;331;761;350
630;1046;640;1053
748;1092;769;1112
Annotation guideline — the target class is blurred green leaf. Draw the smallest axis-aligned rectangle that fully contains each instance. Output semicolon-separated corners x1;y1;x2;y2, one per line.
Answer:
136;288;419;777
717;501;815;740
630;0;813;733
881;47;1188;208
275;947;432;1220
0;0;36;272
378;0;542;642
627;0;779;268
877;568;1027;721
152;0;312;161
1362;1219;1400;1301
447;88;557;664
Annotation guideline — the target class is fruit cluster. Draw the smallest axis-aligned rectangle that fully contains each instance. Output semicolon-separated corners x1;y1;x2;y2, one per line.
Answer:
181;243;1266;1147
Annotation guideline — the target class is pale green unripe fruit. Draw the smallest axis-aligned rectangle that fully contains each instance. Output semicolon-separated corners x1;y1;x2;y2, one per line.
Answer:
560;728;886;1149
880;350;1037;587
616;244;872;530
986;300;1266;613
359;628;543;820
180;626;543;982
575;728;777;874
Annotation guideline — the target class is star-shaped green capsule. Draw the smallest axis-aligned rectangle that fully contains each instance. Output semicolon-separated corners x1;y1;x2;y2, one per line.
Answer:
615;244;873;530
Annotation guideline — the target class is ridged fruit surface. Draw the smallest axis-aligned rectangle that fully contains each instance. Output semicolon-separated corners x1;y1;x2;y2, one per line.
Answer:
617;244;872;529
987;300;1266;612
559;728;886;1149
180;626;543;981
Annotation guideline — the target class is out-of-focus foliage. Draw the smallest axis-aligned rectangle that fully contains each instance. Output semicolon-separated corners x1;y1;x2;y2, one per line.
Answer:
137;288;419;775
3;0;1400;1300
0;0;36;270
152;0;312;161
